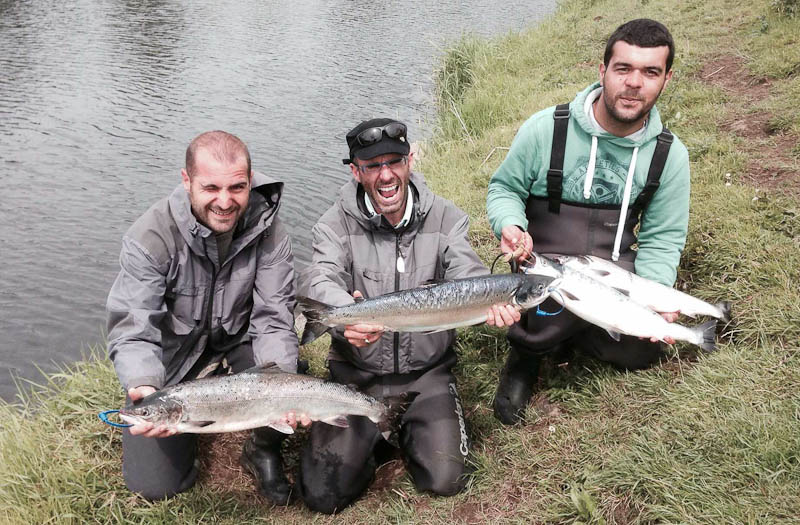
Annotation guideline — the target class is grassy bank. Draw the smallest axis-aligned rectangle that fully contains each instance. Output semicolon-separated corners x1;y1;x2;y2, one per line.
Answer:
2;0;799;523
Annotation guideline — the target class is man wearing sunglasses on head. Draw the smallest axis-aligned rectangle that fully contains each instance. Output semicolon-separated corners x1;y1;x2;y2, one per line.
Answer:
297;118;520;513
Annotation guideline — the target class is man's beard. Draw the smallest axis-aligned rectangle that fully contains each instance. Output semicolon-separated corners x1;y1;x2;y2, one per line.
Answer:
601;83;664;126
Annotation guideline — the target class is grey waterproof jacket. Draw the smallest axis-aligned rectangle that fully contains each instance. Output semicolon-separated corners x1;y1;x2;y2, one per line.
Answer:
298;172;486;375
107;172;298;391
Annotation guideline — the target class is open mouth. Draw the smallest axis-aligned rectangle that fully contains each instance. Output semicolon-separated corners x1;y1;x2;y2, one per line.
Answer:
377;184;399;200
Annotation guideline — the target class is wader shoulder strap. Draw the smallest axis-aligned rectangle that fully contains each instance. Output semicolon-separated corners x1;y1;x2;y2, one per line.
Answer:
630;128;673;215
546;103;570;214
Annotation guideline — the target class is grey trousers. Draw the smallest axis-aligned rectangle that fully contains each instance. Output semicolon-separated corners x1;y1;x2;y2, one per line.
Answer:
121;341;283;501
299;349;471;514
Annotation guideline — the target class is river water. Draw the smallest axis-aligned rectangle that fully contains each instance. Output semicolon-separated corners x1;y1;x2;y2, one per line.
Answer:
0;0;554;401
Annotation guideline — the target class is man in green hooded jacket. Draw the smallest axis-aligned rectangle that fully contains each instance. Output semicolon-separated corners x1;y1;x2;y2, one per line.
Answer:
487;19;690;424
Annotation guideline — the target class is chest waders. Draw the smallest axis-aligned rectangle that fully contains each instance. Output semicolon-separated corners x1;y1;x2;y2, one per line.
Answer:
510;103;674;349
495;104;675;425
529;103;674;270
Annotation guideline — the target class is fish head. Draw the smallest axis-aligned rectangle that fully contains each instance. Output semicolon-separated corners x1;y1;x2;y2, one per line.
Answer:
514;274;557;309
521;252;563;280
119;395;183;427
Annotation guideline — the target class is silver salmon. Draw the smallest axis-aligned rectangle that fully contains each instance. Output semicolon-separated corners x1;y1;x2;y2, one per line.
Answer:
526;254;718;351
119;365;416;444
298;273;556;345
548;254;731;322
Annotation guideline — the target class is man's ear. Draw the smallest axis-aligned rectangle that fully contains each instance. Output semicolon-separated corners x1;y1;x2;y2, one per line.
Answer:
181;168;191;192
598;62;606;83
663;69;673;90
349;162;361;183
407;152;416;171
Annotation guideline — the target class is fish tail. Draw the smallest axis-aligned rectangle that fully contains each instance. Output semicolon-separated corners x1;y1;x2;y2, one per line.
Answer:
297;296;334;345
716;301;732;324
377;391;420;447
695;319;718;352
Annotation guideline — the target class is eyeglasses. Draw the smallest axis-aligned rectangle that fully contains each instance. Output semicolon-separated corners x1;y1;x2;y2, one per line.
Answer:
355;122;407;146
355;156;408;176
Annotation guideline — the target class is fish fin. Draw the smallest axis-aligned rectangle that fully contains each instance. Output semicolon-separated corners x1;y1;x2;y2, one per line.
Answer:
717;301;732;324
297;297;335;345
560;289;580;301
696;319;718;353
418;328;447;334
612;287;630;297
420;279;452;287
243;363;282;374
268;421;295;434
605;329;622;341
185;421;215;429
321;415;350;428
300;321;331;345
376;391;420;447
296;296;333;316
589;269;612;278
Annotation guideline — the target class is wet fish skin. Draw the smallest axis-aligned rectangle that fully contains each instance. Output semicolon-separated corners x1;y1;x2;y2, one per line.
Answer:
527;254;718;351
551;254;731;322
298;273;555;345
119;365;416;443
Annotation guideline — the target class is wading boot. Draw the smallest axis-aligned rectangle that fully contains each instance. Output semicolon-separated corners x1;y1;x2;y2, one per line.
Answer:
240;427;292;505
492;346;542;425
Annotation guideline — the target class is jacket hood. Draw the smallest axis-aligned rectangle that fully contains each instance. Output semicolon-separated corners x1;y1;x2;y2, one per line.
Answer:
337;171;435;231
571;81;665;148
168;171;284;254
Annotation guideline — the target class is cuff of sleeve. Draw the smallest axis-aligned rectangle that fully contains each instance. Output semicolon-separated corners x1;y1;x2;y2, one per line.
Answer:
257;357;298;374
125;376;165;391
497;217;528;237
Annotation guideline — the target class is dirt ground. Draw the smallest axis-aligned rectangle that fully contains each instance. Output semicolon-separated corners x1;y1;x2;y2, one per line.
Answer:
699;54;800;197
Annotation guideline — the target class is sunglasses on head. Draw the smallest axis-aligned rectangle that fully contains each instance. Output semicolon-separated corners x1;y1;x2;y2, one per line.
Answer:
355;122;407;146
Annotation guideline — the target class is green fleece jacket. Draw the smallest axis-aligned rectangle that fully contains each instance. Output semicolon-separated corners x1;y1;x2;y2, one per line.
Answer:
487;82;690;286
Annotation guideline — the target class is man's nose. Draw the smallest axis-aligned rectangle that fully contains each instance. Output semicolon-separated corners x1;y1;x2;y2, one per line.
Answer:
625;70;643;88
379;164;394;179
217;189;232;207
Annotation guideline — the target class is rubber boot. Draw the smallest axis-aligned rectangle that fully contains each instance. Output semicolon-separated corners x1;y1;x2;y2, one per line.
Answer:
492;346;542;425
240;427;292;505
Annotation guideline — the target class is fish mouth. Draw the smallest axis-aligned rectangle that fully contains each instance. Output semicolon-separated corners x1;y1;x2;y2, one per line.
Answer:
118;413;143;426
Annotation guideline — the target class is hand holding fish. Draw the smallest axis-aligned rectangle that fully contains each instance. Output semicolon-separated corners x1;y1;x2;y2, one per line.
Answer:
344;290;385;347
485;303;522;327
127;386;177;438
644;311;680;344
500;225;533;264
284;411;313;429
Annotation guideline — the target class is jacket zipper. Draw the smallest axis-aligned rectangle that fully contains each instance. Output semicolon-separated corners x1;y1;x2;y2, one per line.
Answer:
203;243;218;342
393;233;401;374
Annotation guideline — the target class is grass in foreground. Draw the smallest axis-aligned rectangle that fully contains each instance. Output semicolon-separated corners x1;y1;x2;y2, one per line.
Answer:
2;0;799;523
